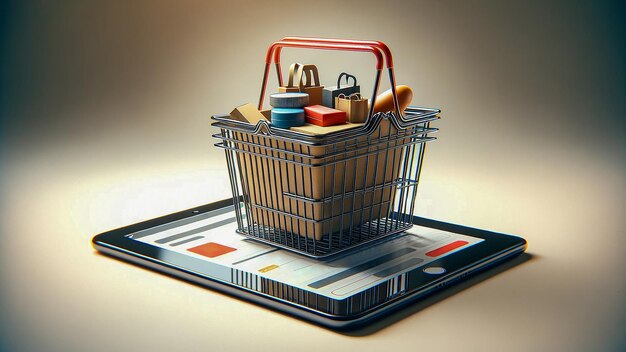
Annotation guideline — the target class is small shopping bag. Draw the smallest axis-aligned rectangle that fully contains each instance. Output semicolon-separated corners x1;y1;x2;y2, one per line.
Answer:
278;63;309;93
335;93;369;123
297;64;324;106
279;63;324;106
322;72;360;108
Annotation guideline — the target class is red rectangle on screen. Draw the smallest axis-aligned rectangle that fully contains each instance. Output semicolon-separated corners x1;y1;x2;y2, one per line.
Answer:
188;242;237;258
425;240;469;257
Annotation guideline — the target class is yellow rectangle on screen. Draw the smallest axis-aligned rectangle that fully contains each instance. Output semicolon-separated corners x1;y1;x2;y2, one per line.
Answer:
259;264;279;273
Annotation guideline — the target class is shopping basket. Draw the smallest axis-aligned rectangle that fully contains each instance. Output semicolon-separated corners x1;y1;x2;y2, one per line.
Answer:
212;37;440;257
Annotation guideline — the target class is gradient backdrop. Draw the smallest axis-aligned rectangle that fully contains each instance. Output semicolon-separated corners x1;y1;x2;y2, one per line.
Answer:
1;1;624;351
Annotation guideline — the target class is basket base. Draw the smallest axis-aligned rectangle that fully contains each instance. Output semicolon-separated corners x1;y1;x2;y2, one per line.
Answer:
237;217;413;258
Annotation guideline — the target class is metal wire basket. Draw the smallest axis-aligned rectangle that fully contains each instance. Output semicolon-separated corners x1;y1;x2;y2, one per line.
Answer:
212;37;440;257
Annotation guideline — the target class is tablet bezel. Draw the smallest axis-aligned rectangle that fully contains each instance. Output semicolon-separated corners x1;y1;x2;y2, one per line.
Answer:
92;198;526;329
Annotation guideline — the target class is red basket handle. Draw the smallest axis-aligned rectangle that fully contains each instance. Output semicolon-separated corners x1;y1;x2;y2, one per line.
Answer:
270;36;403;118
259;40;385;117
275;36;393;69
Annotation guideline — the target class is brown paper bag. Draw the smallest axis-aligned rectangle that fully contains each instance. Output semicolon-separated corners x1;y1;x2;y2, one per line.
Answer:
279;63;324;105
335;93;368;123
278;63;309;93
297;64;323;106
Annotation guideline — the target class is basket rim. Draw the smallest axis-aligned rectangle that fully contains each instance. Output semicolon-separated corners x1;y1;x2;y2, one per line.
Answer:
211;106;440;146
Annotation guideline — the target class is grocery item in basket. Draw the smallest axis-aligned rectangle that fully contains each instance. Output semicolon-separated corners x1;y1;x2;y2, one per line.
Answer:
322;72;360;108
260;109;272;120
290;121;363;136
278;63;308;93
270;92;309;108
279;63;324;106
271;108;305;128
304;105;346;127
372;85;413;113
230;103;269;124
335;93;368;123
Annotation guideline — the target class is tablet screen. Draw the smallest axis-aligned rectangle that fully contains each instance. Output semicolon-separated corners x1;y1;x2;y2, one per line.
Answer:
127;206;484;315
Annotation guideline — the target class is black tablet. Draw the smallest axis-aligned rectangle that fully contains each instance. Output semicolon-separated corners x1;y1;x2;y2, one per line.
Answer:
92;198;526;330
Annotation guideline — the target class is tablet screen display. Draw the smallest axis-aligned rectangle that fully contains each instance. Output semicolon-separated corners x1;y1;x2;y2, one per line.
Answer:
127;206;484;315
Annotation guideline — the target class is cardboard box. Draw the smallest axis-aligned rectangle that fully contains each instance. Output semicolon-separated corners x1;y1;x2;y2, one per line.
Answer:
304;105;346;126
231;119;410;241
230;103;269;125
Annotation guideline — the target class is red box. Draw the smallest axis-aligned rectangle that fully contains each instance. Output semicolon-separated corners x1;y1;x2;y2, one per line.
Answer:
304;105;346;127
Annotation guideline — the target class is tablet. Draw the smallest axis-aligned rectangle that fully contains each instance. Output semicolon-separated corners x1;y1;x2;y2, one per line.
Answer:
92;198;526;330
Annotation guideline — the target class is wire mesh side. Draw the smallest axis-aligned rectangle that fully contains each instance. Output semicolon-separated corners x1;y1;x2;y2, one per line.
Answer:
217;116;434;257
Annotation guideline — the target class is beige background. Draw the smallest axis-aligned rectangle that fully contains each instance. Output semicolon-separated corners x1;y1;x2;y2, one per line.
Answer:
1;1;624;351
